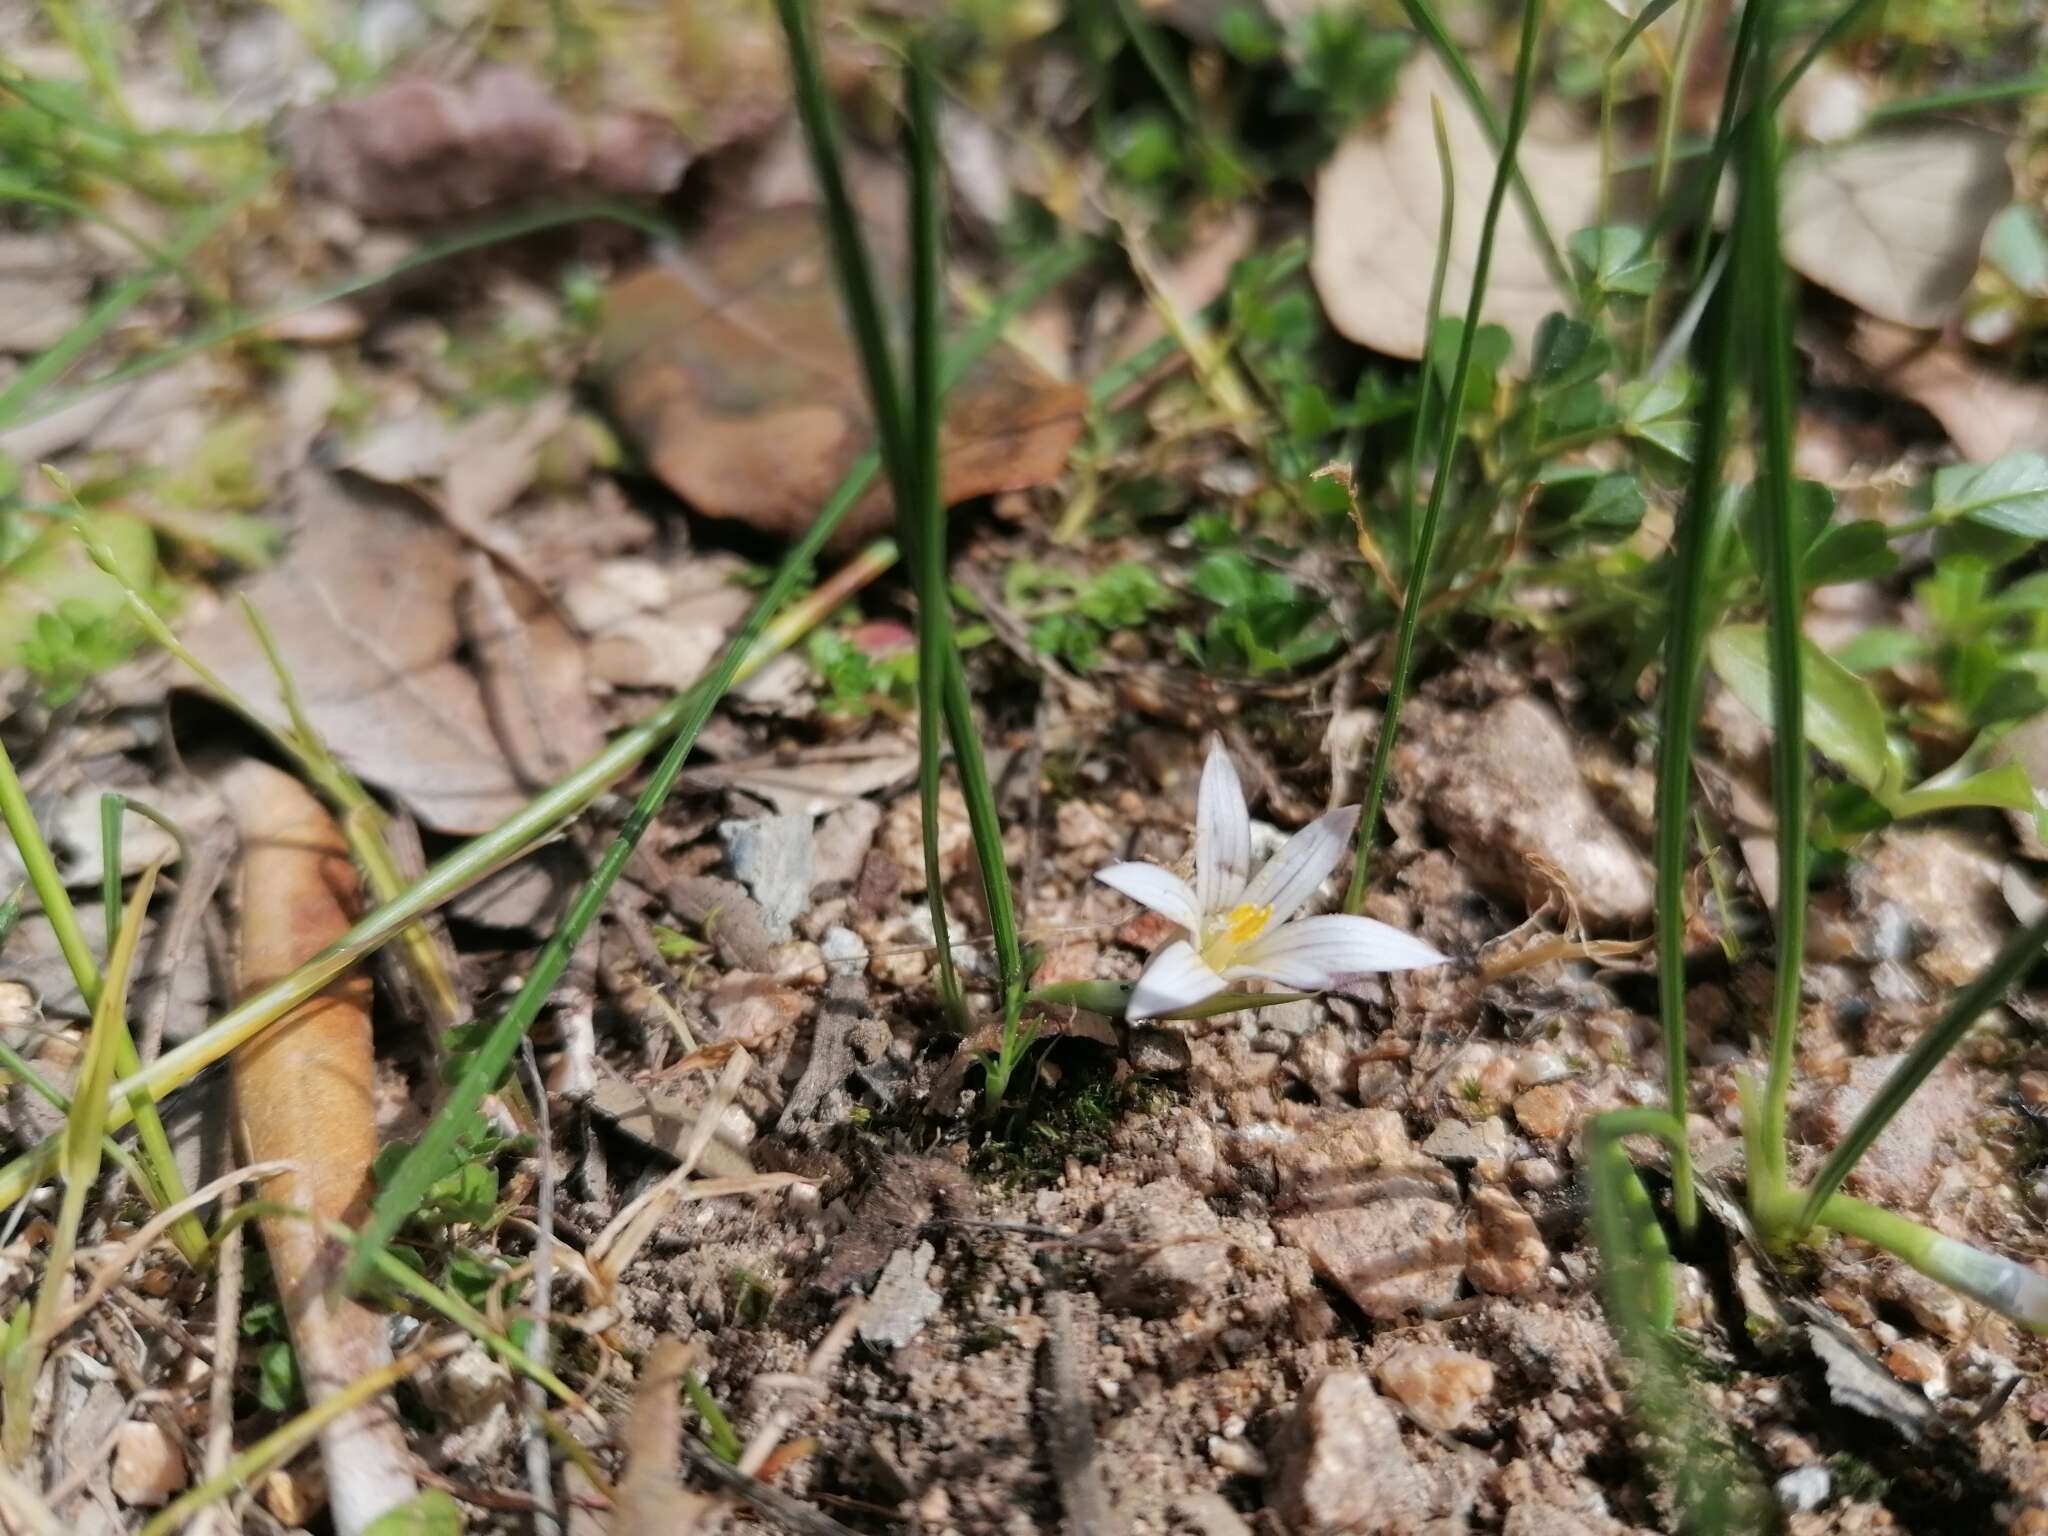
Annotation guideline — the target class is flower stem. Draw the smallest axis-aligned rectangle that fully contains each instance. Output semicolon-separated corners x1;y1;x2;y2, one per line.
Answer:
1346;1;1545;912
1346;97;1454;914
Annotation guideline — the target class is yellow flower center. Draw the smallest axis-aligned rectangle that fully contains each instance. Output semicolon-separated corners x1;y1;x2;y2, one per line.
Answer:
1196;897;1261;966
1215;901;1272;952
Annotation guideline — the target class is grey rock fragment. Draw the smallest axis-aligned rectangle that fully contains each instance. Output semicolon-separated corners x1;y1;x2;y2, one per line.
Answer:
858;1242;942;1350
719;813;815;942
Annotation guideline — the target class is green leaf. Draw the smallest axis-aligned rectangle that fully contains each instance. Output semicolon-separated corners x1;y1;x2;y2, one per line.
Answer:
1804;520;1898;587
1618;374;1694;462
1931;451;2048;538
1886;761;2036;819
1984;204;2048;296
1707;623;1895;793
1532;467;1646;541
1190;551;1260;606
257;1338;300;1412
1428;318;1511;414
1568;224;1665;298
362;1491;467;1536
1530;314;1611;389
1833;625;1929;673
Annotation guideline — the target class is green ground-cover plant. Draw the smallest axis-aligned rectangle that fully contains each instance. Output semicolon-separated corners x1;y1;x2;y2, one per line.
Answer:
1550;0;2048;1518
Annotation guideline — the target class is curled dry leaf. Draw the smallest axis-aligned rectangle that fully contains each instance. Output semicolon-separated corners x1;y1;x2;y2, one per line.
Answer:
1311;53;1599;365
599;206;1087;547
288;64;686;222
611;1338;719;1534
1781;126;2012;329
1850;318;2048;462
181;472;601;833
226;758;418;1536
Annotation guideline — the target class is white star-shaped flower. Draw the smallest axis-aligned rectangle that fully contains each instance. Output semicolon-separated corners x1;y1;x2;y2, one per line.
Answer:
1096;739;1448;1021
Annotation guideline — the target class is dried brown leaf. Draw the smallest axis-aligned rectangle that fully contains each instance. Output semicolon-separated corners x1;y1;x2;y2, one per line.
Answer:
181;473;600;833
1851;318;2048;460
1782;127;2012;329
288;65;686;222
226;758;417;1535
599;207;1086;546
612;1340;718;1535
1311;54;1599;365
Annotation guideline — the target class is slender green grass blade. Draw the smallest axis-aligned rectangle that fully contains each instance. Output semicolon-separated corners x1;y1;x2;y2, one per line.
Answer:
907;42;965;1018
97;794;123;955
1346;96;1456;912
1797;907;2048;1232
0;201;674;433
0;177;258;427
1738;0;1807;1205
1346;0;1545;906
1393;0;1573;303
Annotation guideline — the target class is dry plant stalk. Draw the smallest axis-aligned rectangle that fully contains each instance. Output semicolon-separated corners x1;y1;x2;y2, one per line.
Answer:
225;759;417;1535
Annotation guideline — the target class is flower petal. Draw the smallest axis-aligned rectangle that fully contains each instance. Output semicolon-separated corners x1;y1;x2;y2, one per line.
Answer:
1224;913;1447;989
1237;806;1361;927
1127;940;1229;1021
1094;862;1202;934
1196;737;1252;917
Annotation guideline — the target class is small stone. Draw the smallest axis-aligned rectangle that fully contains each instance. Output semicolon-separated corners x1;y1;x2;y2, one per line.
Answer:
1375;1344;1495;1433
1807;1056;1977;1206
1776;1465;1831;1514
820;924;869;970
1270;1372;1432;1535
1128;1027;1193;1074
1208;1435;1267;1476
1424;1116;1514;1165
259;1463;325;1527
1516;1048;1570;1087
1408;695;1653;930
704;973;806;1041
1099;1180;1231;1318
1356;1060;1405;1106
1884;1337;1947;1390
1817;1281;1876;1328
718;814;815;941
0;981;34;1033
771;939;826;984
1854;828;2008;987
1261;1108;1451;1209
1514;1083;1579;1141
1878;1264;1971;1342
111;1422;186;1507
811;800;883;892
1261;998;1327;1038
859;1242;942;1350
1511;1156;1562;1191
1277;1200;1465;1320
1055;798;1118;858
1466;1187;1548;1296
878;787;973;894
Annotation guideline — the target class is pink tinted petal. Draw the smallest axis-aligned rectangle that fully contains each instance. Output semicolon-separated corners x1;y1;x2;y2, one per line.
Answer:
1093;862;1202;934
1224;913;1447;989
1196;737;1252;916
1237;807;1361;928
1126;940;1229;1021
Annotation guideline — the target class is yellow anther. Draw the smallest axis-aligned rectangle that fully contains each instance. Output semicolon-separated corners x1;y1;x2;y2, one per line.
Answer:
1223;903;1272;945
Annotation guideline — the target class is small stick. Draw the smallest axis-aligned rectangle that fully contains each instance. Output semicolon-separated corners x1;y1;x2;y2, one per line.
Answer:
1041;1292;1123;1536
675;1436;862;1536
518;1041;561;1536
